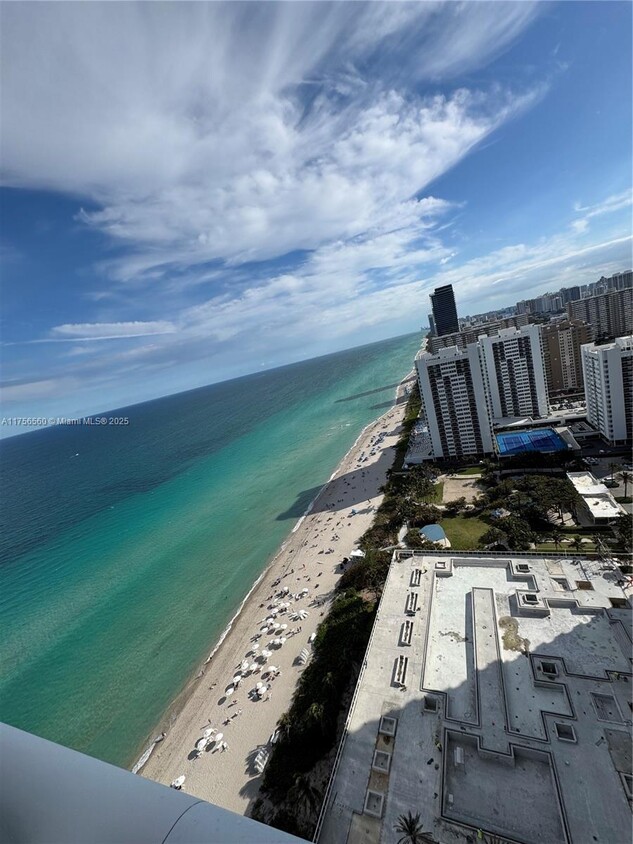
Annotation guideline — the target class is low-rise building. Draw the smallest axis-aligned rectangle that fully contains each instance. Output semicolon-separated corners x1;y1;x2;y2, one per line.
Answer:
317;553;632;844
567;471;626;524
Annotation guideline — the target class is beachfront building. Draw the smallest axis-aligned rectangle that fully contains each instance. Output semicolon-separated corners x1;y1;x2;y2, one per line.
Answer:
430;284;459;336
316;552;632;844
415;344;495;460
478;324;549;420
581;336;633;445
541;319;592;394
428;315;530;354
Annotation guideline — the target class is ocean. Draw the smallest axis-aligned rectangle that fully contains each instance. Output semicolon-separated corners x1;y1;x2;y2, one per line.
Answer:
0;332;420;767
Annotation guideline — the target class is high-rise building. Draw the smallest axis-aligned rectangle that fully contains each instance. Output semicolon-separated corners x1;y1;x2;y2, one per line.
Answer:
541;319;592;393
430;284;459;336
427;313;436;336
428;315;530;354
582;336;633;445
415;344;494;460
568;288;633;339
478;325;549;419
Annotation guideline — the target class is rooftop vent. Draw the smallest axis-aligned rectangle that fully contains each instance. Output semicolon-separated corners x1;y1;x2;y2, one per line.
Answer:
372;750;392;773
364;790;385;818
379;716;397;737
554;722;576;743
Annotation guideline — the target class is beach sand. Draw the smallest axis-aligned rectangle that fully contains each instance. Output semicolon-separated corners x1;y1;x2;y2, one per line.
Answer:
140;372;415;814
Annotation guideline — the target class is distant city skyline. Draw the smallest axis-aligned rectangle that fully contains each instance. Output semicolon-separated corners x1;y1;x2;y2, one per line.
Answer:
1;1;631;424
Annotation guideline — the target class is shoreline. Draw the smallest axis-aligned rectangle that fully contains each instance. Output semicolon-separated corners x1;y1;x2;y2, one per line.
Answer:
139;369;416;813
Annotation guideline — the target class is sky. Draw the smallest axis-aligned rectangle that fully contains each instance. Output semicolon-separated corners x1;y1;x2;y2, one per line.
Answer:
1;1;632;430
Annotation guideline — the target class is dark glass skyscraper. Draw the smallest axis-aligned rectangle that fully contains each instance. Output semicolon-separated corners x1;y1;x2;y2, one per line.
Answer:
430;284;459;336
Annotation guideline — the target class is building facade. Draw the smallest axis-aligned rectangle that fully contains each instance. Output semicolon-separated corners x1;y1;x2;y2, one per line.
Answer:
568;288;633;340
430;284;459;336
428;315;530;354
581;336;633;444
541;319;592;393
415;344;494;460
478;324;549;419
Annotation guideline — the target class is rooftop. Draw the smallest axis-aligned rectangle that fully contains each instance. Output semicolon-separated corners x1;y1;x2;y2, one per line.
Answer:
567;472;625;521
318;553;632;844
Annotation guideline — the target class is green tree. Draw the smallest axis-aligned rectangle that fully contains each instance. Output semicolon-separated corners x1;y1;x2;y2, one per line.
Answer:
614;513;633;552
481;526;505;548
551;529;564;553
502;516;535;551
618;470;631;497
394;811;436;844
287;773;322;819
609;461;622;482
572;535;583;554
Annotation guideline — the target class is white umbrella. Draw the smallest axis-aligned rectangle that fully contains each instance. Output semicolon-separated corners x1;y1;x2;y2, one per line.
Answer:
241;660;249;671
214;732;223;744
225;685;234;696
196;738;207;751
268;666;278;674
256;682;264;690
260;625;269;633
252;643;260;651
249;662;258;672
280;624;288;631
171;775;186;789
233;675;241;686
262;649;272;658
203;728;215;739
278;637;286;646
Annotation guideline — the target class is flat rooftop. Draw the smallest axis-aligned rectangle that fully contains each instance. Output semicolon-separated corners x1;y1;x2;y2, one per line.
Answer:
318;554;632;844
567;472;625;521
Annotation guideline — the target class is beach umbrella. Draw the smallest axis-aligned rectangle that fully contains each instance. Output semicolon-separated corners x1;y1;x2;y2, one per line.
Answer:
268;666;278;674
280;624;288;631
203;728;215;739
196;738;207;752
225;684;234;695
170;775;186;789
233;675;241;686
260;625;269;633
214;732;223;744
252;642;259;650
262;649;272;658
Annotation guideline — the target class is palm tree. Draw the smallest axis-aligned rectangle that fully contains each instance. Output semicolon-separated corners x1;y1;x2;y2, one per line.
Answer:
394;811;436;844
551;529;563;553
618;470;631;498
608;461;622;482
572;535;583;554
288;774;322;819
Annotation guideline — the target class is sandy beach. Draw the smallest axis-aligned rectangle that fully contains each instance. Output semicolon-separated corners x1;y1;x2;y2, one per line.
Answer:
140;372;415;815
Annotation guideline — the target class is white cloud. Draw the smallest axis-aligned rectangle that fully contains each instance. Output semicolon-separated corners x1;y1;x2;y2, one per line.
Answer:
1;2;541;284
571;190;632;232
49;321;177;341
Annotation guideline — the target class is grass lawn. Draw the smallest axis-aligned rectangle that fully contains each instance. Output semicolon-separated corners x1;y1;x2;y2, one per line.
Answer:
440;514;489;550
425;481;444;504
455;466;483;476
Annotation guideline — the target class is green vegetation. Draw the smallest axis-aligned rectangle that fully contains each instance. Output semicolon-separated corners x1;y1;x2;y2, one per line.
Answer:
455;466;483;476
440;514;489;550
394;811;436;844
254;590;376;837
616;496;633;504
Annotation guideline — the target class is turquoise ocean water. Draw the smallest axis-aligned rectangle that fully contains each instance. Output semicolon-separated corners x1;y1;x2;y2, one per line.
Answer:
0;332;420;768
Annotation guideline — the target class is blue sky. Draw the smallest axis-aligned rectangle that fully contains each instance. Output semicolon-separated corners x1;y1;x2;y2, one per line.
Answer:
1;1;631;430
